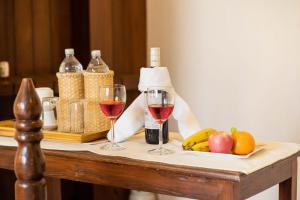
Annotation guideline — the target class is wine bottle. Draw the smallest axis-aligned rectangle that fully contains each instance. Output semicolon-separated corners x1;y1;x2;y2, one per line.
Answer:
144;47;169;144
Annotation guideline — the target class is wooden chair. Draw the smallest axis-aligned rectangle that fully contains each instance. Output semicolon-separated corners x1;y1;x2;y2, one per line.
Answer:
13;78;46;200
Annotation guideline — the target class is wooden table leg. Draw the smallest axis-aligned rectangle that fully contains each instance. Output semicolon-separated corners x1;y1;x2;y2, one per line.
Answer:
46;177;61;200
279;159;297;200
218;182;241;200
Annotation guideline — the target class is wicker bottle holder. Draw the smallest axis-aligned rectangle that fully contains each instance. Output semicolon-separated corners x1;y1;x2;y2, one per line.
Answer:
83;71;113;133
84;101;111;133
84;70;114;100
56;72;84;132
56;71;114;133
56;99;71;132
56;72;84;100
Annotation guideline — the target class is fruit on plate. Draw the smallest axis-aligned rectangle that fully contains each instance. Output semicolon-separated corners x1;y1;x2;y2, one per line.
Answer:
231;127;255;155
191;141;209;152
208;131;233;154
182;128;216;150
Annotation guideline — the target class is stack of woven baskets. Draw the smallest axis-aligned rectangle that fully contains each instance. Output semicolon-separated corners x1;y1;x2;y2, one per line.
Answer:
56;71;114;133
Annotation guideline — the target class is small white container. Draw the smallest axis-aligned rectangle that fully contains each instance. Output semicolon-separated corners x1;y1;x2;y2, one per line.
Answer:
36;87;58;130
36;87;54;103
41;97;59;130
0;61;9;78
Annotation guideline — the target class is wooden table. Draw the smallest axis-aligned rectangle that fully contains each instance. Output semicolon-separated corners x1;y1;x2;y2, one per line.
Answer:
0;146;298;200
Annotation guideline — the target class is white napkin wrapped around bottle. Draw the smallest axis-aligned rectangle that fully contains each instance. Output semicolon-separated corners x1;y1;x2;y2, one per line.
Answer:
107;67;201;142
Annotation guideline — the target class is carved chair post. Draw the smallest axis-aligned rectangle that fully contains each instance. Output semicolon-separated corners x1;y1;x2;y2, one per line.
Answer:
13;78;46;200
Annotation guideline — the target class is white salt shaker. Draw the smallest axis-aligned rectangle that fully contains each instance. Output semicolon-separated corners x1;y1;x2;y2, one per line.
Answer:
36;87;58;130
41;97;58;130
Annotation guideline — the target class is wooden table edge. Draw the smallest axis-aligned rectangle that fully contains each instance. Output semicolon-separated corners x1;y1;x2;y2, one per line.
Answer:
0;146;299;181
0;146;299;199
239;151;300;199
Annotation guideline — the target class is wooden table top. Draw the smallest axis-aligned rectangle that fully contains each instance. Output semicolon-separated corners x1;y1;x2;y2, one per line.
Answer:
0;145;298;199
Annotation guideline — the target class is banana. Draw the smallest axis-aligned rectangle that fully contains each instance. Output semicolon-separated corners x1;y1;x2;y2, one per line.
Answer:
191;141;209;152
182;128;216;150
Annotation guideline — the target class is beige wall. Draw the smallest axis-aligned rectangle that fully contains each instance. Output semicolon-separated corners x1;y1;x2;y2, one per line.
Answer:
147;0;300;199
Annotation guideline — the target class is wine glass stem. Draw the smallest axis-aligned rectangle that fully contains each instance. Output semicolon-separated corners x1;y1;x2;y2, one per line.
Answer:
159;123;163;150
111;119;115;146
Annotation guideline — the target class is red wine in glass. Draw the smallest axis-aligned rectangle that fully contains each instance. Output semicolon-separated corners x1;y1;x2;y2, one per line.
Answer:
99;84;126;151
146;87;174;155
99;100;125;118
148;104;174;124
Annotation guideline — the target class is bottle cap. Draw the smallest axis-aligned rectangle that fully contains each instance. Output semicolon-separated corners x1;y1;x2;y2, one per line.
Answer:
150;47;160;67
91;50;101;58
65;48;74;56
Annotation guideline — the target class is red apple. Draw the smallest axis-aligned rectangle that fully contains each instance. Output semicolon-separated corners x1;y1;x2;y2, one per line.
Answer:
208;132;233;154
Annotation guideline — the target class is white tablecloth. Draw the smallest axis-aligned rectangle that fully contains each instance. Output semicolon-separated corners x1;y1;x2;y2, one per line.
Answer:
0;132;299;175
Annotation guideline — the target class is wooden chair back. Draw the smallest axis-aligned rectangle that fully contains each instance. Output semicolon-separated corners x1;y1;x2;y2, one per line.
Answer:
13;78;46;200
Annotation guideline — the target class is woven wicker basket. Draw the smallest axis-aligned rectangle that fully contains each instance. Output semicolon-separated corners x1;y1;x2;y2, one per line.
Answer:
83;70;114;133
83;70;114;100
56;71;114;134
57;99;86;133
84;101;110;133
56;72;84;100
56;99;71;132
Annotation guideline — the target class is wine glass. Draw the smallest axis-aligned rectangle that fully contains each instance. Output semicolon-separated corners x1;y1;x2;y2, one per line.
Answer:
146;86;175;155
99;84;126;151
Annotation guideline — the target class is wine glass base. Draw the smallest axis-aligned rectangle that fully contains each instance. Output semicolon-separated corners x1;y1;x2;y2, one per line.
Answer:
99;142;125;151
148;147;174;155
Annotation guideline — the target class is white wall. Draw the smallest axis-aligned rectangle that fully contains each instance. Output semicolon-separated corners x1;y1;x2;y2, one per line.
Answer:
147;0;300;199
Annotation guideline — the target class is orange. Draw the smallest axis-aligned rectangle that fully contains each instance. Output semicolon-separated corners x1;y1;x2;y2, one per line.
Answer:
232;131;255;155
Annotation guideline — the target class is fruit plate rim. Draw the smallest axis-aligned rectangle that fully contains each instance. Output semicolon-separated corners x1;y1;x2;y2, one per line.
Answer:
180;144;265;159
